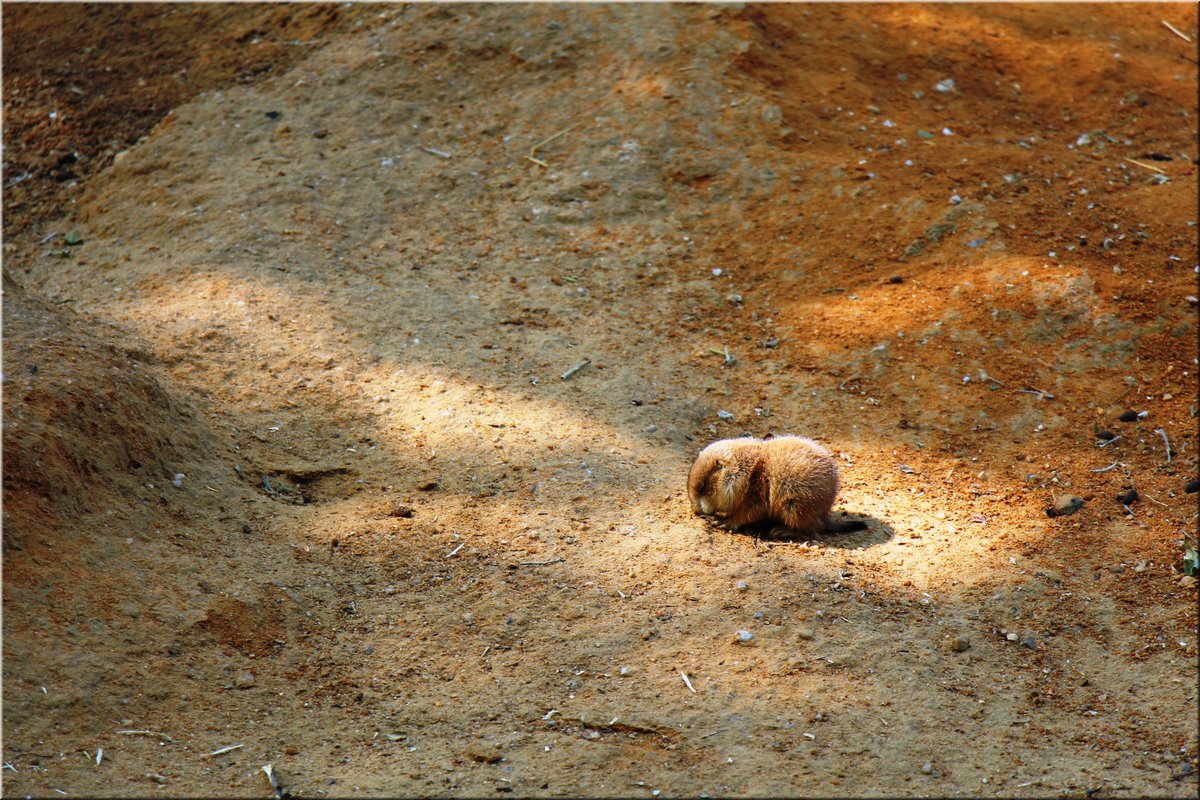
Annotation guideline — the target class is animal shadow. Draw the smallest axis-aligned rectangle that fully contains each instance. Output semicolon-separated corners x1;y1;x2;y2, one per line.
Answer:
714;511;894;550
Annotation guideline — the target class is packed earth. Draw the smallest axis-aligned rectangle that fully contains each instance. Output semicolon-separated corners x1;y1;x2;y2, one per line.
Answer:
3;3;1198;797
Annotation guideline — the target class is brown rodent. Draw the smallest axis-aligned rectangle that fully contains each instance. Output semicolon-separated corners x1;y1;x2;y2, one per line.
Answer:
687;435;865;535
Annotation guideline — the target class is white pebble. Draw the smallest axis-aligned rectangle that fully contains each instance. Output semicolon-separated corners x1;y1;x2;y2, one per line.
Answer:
736;630;754;642
172;473;185;488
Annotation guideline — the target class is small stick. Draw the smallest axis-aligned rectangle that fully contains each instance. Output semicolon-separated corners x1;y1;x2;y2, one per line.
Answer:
117;729;175;742
527;124;576;168
39;231;59;244
1015;387;1055;400
531;125;575;153
420;146;451;159
1162;20;1192;42
262;764;286;800
679;670;697;694
203;744;243;758
979;372;1007;388
838;374;862;391
445;541;465;558
518;557;565;566
95;748;103;766
1153;428;1172;462
1091;462;1119;473
561;359;590;380
1098;435;1122;448
1124;157;1167;175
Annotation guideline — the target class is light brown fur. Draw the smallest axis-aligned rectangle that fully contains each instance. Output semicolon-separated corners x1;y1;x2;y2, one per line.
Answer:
687;435;849;535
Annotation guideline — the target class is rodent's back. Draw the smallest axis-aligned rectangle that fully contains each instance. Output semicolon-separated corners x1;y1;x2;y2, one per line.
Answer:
761;436;839;531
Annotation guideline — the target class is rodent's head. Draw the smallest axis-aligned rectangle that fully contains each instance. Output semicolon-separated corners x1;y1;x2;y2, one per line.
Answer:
687;440;752;519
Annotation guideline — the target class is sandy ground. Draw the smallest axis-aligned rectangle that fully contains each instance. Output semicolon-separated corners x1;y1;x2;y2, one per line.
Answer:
3;3;1198;797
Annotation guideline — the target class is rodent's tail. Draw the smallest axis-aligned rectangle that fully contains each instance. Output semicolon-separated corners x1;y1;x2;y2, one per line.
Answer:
822;517;868;534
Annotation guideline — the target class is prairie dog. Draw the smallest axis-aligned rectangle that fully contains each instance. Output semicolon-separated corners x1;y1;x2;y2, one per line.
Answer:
687;435;864;535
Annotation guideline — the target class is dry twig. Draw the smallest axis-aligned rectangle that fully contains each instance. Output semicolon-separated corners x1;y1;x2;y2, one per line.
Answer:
1162;19;1192;42
1124;157;1167;175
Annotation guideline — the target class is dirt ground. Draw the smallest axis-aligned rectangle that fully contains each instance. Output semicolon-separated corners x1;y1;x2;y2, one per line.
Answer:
3;3;1198;797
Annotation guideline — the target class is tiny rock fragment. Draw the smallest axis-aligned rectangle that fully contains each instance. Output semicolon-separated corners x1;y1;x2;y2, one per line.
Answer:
1006;632;1019;642
389;502;414;518
465;743;502;764
1096;430;1116;441
1118;410;1139;422
921;762;934;775
888;275;904;284
417;480;440;491
1019;634;1037;650
234;671;256;690
1116;489;1139;505
950;636;970;652
735;630;754;644
1185;479;1199;494
1180;575;1198;589
1046;495;1084;517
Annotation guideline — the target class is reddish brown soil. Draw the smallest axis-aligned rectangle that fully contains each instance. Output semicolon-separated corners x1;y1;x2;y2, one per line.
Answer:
3;3;1198;797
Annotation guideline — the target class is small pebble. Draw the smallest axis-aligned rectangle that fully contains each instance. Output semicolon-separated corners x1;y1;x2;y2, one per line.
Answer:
1006;632;1019;642
717;410;734;421
417;480;440;491
1184;479;1199;494
950;636;970;652
1116;489;1138;505
1096;430;1116;441
887;275;904;284
763;338;779;348
736;580;748;591
172;473;185;488
465;744;502;764
1180;575;1197;588
735;630;754;643
234;671;256;690
921;762;934;774
1046;495;1084;518
1019;634;1037;650
935;78;956;93
389;502;414;518
1117;410;1139;422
